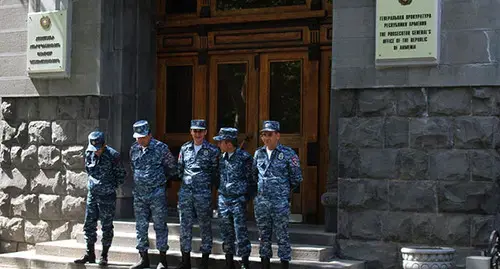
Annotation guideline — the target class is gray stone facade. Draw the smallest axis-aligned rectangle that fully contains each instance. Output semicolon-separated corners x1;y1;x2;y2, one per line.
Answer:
331;0;500;268
0;96;111;251
335;87;500;268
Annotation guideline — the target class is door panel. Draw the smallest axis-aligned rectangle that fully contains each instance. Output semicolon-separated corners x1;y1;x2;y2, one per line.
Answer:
259;52;319;223
157;56;198;211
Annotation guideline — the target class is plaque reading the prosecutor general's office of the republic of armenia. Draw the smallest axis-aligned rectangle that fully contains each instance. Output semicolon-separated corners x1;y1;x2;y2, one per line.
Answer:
375;0;440;67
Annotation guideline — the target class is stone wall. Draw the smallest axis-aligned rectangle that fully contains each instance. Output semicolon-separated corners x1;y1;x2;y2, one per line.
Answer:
0;96;113;252
336;87;500;268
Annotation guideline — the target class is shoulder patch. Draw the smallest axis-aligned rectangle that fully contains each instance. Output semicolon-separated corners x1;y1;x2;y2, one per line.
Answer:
291;155;300;167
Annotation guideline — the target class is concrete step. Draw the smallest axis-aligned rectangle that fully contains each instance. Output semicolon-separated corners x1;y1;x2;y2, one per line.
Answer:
75;231;334;262
111;220;336;246
0;250;131;269
33;240;365;269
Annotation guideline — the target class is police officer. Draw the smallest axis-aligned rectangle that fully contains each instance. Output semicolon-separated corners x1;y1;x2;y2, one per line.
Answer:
253;121;303;269
176;119;219;269
74;131;126;266
214;127;253;269
129;120;177;269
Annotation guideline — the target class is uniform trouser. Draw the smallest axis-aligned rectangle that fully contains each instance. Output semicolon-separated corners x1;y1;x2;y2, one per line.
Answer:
83;192;116;247
218;195;251;257
178;189;212;253
134;186;169;252
254;195;291;261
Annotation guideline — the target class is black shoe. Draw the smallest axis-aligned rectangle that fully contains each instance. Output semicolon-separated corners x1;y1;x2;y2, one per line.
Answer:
200;253;209;269
281;260;289;269
261;257;270;269
241;255;250;269
176;251;191;269
129;251;150;269
98;245;110;266
157;251;168;269
74;244;96;264
225;254;235;269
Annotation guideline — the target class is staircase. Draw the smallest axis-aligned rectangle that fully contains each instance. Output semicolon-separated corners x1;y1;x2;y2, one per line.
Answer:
0;219;365;269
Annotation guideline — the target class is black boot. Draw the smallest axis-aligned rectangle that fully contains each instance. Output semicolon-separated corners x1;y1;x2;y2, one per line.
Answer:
261;257;270;269
129;251;150;269
74;244;96;264
157;251;168;269
176;251;191;269
98;245;110;266
200;253;209;269
241;255;250;269
225;254;235;269
281;260;289;269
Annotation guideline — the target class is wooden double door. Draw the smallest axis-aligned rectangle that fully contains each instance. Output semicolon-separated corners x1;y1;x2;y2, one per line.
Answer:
156;50;329;224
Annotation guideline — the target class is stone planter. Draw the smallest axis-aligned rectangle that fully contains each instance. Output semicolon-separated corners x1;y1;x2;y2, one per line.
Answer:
401;246;455;269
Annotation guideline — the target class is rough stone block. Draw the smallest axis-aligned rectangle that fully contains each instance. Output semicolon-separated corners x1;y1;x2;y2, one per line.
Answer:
359;149;398;179
66;170;88;197
0;143;10;166
428;88;471;116
338;239;399;269
61;146;85;169
472;87;500;116
0;192;9;216
24;220;50;244
13;98;39;121
37;146;61;169
76;120;99;144
388;181;436;212
0;120;17;144
0;241;17;253
16;243;34;251
0;217;24;242
358;90;395;116
438;182;497;214
28;121;51;145
38;194;62;221
396;89;427;116
15;122;28;145
11;145;38;170
71;222;84;239
10;194;38;219
384;117;409;148
339;117;384;148
31;170;66;195
412;214;470;245
338;178;388;210
57;97;83;120
50;221;71;241
380;212;412;242
349;211;383;240
62;196;86;221
0;168;29;194
471;215;495;246
51;120;77;145
83;96;100;119
410;117;452;149
337;90;356;117
338;148;360;178
396;149;429;180
337;209;349;238
470;150;500;181
1;100;14;121
453;117;496;149
429;150;469;181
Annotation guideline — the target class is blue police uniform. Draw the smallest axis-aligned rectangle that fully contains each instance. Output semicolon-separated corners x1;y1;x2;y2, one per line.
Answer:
129;120;177;269
177;120;218;256
214;128;253;258
253;121;303;264
76;131;126;265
